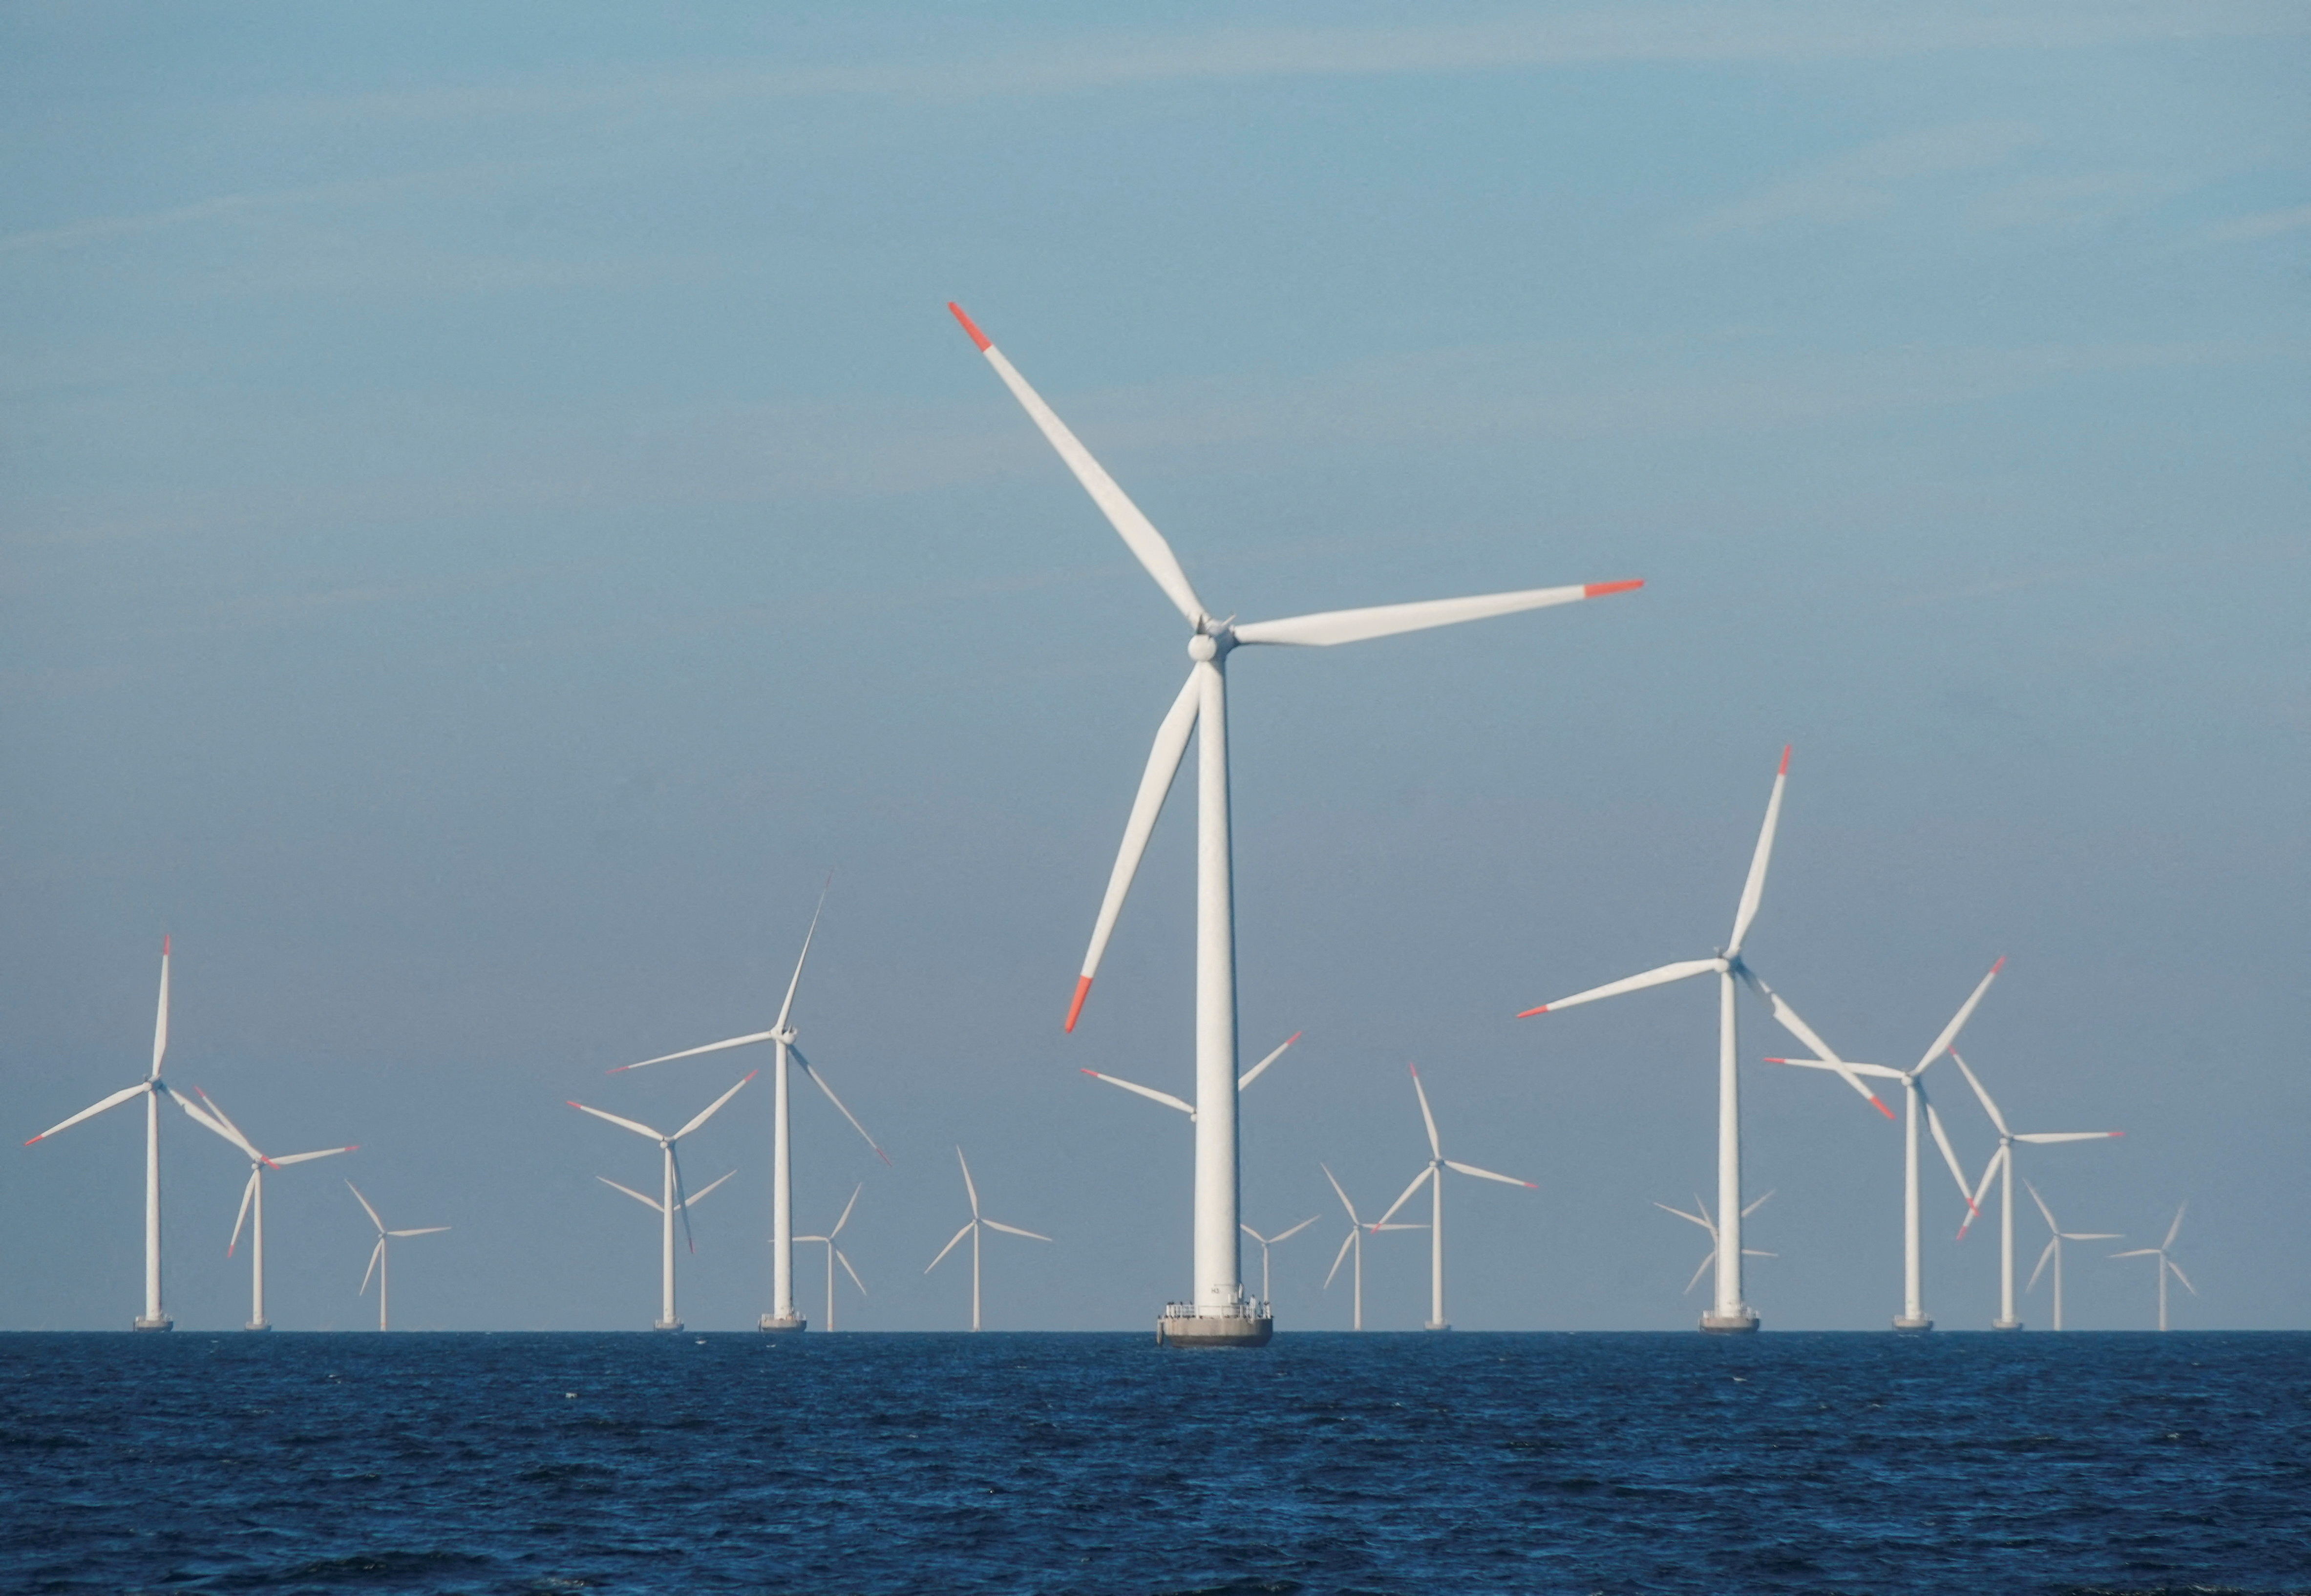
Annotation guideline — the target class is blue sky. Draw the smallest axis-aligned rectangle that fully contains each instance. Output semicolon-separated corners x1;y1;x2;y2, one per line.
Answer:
2;3;2305;1331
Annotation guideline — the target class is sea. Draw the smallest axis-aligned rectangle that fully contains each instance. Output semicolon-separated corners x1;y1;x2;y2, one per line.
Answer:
1;1330;2303;1595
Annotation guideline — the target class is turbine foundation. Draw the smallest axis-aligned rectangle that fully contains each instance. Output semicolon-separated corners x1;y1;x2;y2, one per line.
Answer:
653;1318;683;1333
758;1315;807;1333
1425;1321;1452;1332
244;1320;271;1332
1156;1302;1272;1348
1699;1310;1760;1334
1992;1318;2024;1332
132;1317;172;1332
1891;1317;1933;1333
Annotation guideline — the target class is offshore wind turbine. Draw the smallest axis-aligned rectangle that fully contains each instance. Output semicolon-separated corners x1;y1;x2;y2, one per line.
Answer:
951;302;1641;1345
1950;1051;2123;1329
2024;1181;2120;1332
1240;1216;1317;1306
613;890;887;1333
1370;1065;1538;1331
345;1181;447;1332
794;1184;867;1331
925;1147;1049;1331
177;1088;356;1330
2112;1205;2193;1331
1517;749;1888;1332
569;1073;753;1331
1765;958;2002;1331
1319;1163;1420;1331
1657;1191;1776;1297
24;937;185;1330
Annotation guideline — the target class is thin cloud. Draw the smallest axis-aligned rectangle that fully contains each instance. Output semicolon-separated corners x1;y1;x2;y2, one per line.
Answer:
1693;121;2040;235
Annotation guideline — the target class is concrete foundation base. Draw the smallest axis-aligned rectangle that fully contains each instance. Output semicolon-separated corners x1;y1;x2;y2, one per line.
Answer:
1699;1310;1760;1334
132;1317;172;1332
245;1320;272;1332
1892;1317;1933;1332
758;1315;807;1333
654;1319;683;1332
1425;1321;1452;1332
1992;1319;2024;1331
1156;1312;1272;1348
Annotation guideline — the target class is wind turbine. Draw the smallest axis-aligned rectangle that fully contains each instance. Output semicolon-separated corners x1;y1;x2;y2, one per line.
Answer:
794;1184;867;1331
345;1181;447;1332
925;1146;1049;1331
1949;1051;2123;1329
569;1073;753;1331
176;1088;356;1330
24;937;187;1330
2024;1181;2120;1331
952;302;1640;1345
1517;749;1888;1332
2112;1204;2194;1331
1765;958;2002;1331
1657;1191;1776;1297
613;888;887;1333
1370;1065;1538;1331
1319;1163;1421;1331
1239;1216;1317;1306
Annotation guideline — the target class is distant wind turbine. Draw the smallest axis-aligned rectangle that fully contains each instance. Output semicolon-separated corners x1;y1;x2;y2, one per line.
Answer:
1320;1163;1421;1331
1949;1052;2123;1329
1657;1191;1776;1296
951;301;1642;1343
2112;1204;2194;1331
925;1147;1049;1331
345;1181;447;1332
177;1087;355;1330
569;1073;752;1331
2024;1181;2120;1331
794;1184;867;1331
1370;1065;1538;1331
1519;750;1887;1333
1239;1216;1317;1306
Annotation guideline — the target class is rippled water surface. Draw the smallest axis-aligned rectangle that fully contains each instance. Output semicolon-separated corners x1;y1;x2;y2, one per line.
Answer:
2;1331;2305;1594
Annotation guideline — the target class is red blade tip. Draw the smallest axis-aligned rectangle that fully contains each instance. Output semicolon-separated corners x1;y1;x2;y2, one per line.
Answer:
1079;1069;1100;1079
1516;1005;1549;1018
1872;1095;1894;1119
948;302;991;352
1778;744;1792;776
1063;975;1092;1033
162;934;170;955
1583;579;1643;599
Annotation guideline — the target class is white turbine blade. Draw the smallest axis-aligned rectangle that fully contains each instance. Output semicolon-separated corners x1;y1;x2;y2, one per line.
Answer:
613;1030;776;1073
388;1226;448;1238
949;303;1209;626
1236;1030;1302;1091
1373;1165;1434;1228
956;1146;980;1218
794;1235;830;1244
271;1145;358;1166
1068;671;1199;1033
1232;578;1641;649
1919;1094;1981;1216
2164;1202;2187;1250
599;1176;664;1213
1761;1055;1905;1080
1948;1050;2011;1138
1957;1145;2005;1240
775;883;829;1035
1320;1161;1360;1227
1517;958;1722;1018
2015;1131;2125;1144
186;1087;269;1165
1408;1065;1442;1160
836;1248;868;1295
360;1237;383;1295
1740;1189;1776;1219
672;1071;758;1142
228;1169;257;1257
678;1169;737;1210
831;1183;863;1239
2025;1178;2059;1234
790;1049;890;1165
345;1179;385;1235
1271;1215;1319;1243
670;1145;699;1256
1325;1229;1355;1288
2110;1247;2159;1258
1080;1069;1194;1117
2167;1258;2197;1295
24;1081;147;1144
2026;1236;2057;1292
1685;1251;1715;1294
925;1222;973;1274
2062;1232;2121;1241
1655;1201;1713;1233
1725;746;1789;958
1372;1222;1426;1232
566;1100;666;1142
150;935;170;1079
1445;1159;1536;1189
1753;980;1892;1118
1240;1224;1268;1245
983;1219;1051;1242
1742;1248;1778;1259
1914;958;2005;1074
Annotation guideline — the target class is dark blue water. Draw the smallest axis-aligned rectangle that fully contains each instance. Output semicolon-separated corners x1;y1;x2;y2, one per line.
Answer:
1;1331;2303;1595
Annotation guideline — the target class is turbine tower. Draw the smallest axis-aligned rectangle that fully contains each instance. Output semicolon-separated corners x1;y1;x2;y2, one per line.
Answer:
25;937;185;1330
614;889;887;1333
925;1147;1049;1331
2024;1181;2120;1331
177;1087;356;1330
345;1181;447;1332
2112;1205;2193;1330
1517;749;1887;1332
794;1185;867;1332
1766;958;2002;1330
569;1073;752;1331
1370;1065;1538;1331
1949;1051;2122;1329
950;301;1641;1345
1657;1191;1776;1297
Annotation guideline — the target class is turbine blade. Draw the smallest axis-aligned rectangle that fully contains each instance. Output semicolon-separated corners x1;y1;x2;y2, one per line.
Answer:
2014;1131;2125;1144
1761;1056;1905;1079
2025;1178;2059;1234
836;1247;868;1295
360;1237;383;1295
168;1086;262;1163
1081;1069;1195;1117
2164;1202;2187;1250
982;1219;1051;1241
388;1227;448;1238
1725;746;1790;958
1914;957;2005;1074
790;1049;889;1164
1740;1188;1776;1219
948;303;1209;626
956;1146;979;1218
345;1179;385;1235
1325;1229;1355;1288
926;1221;974;1273
25;1081;147;1144
1445;1159;1536;1189
188;1087;268;1164
1517;958;1723;1018
2110;1248;2160;1258
1655;1202;1714;1234
613;1031;776;1073
1236;1030;1302;1090
598;1176;664;1212
1232;579;1642;648
1272;1215;1319;1243
1373;1166;1434;1228
678;1169;737;1210
1957;1145;2005;1240
1740;1248;1778;1258
1920;1093;1980;1215
228;1169;257;1257
2027;1236;2057;1292
270;1145;357;1166
2167;1259;2196;1295
151;936;170;1080
1069;670;1199;1031
672;1070;758;1142
1408;1065;1442;1159
775;883;830;1035
831;1183;863;1239
1686;1251;1714;1294
566;1101;666;1141
1750;977;1892;1117
671;1144;697;1255
1947;1050;2011;1137
1320;1161;1360;1227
